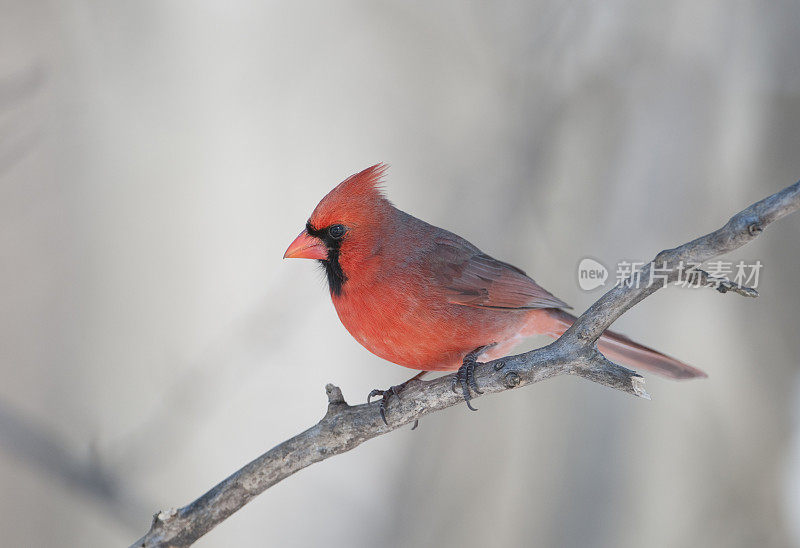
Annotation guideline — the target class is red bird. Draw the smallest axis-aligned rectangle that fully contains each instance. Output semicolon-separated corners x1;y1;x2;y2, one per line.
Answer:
284;164;705;420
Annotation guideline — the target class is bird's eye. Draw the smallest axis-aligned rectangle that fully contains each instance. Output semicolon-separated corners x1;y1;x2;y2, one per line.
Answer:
328;224;346;239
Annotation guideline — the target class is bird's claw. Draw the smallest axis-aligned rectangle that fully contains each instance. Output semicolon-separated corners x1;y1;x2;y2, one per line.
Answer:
367;386;399;425
367;371;428;427
452;346;489;411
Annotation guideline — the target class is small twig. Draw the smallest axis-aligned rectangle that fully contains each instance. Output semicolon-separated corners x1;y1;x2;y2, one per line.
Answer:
132;179;800;548
687;269;759;297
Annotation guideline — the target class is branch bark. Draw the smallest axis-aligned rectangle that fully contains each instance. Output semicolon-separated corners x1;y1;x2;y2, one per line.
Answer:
132;180;800;548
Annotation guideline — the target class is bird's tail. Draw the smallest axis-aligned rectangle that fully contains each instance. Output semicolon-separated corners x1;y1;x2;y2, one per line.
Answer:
537;309;707;380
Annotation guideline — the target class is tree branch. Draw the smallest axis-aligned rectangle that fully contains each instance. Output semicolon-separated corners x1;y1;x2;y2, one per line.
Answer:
132;180;800;548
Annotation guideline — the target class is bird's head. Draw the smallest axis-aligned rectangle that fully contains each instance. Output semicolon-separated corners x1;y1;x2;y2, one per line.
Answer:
283;163;393;295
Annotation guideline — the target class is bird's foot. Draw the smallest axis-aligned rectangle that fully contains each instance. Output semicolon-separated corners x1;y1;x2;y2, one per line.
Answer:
451;344;494;411
367;371;427;426
367;385;402;426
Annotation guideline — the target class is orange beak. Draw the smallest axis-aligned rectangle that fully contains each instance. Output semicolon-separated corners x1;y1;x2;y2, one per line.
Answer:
283;229;328;260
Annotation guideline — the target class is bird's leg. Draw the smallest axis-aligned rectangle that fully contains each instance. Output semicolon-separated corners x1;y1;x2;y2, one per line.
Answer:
368;371;428;426
451;344;495;411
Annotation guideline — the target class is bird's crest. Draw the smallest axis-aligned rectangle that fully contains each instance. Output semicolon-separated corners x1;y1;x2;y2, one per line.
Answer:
334;163;389;199
309;163;391;229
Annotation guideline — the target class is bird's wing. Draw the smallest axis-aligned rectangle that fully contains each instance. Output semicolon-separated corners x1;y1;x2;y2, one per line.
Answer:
430;235;570;310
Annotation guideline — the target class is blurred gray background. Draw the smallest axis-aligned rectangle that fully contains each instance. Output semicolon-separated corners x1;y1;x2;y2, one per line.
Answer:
2;1;800;547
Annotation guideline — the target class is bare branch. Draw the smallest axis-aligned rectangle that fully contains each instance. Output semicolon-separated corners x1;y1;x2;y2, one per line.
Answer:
688;269;759;298
132;180;800;548
559;179;799;348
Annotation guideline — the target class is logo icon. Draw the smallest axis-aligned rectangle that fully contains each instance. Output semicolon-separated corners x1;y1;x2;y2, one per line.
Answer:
577;258;608;291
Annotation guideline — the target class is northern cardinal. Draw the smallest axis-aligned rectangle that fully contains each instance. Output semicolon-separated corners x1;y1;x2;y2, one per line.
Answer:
284;164;705;420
